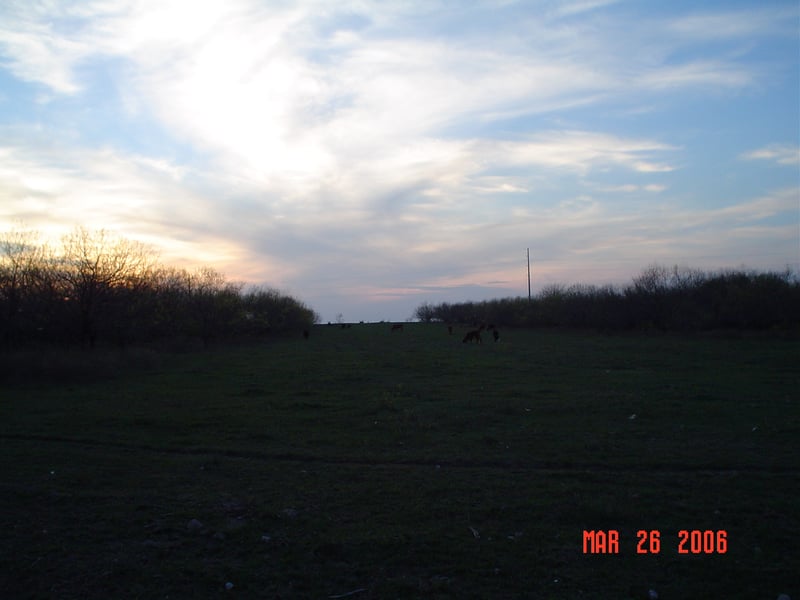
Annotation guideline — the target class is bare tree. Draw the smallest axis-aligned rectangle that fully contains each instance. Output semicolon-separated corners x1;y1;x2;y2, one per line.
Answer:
0;228;47;344
58;227;155;347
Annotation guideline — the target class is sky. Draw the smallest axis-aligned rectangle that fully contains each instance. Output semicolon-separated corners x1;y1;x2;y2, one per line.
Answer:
1;0;798;323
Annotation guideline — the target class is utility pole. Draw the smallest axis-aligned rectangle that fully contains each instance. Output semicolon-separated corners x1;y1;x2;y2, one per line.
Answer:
527;248;531;301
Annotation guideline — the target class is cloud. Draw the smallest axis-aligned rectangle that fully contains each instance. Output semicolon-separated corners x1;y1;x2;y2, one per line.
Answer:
667;6;798;40
506;187;799;277
2;1;771;134
0;1;136;94
598;184;667;194
548;0;622;19
741;144;800;167
636;60;754;91
0;0;796;322
0;139;239;263
661;187;798;229
482;131;677;175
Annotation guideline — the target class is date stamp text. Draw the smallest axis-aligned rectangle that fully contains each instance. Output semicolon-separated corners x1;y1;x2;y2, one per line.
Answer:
582;529;728;554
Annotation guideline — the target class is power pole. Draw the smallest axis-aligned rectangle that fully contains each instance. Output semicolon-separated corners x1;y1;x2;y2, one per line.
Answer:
527;248;531;301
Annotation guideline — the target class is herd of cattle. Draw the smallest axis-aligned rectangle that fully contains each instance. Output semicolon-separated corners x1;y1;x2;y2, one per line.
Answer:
302;322;499;343
390;322;499;342
455;323;500;343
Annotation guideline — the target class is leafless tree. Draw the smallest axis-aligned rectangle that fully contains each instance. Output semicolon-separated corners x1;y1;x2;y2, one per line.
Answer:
58;227;155;346
0;228;48;344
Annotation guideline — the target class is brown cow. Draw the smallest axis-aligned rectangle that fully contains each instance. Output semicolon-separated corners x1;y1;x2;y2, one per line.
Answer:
462;330;482;344
391;323;404;332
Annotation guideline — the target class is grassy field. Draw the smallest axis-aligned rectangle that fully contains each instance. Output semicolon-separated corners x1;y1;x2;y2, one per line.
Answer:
0;324;798;599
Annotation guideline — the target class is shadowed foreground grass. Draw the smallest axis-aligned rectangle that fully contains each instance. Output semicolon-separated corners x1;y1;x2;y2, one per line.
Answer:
1;324;797;598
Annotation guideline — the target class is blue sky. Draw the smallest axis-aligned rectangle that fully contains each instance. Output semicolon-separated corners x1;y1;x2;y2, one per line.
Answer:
1;0;798;322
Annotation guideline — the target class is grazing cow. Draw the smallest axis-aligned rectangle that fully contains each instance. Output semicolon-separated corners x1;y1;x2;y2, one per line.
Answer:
462;330;482;344
391;323;404;332
487;324;496;330
303;329;309;340
447;325;453;335
492;329;499;342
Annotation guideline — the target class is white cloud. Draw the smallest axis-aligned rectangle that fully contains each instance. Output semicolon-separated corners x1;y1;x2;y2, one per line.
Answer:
1;0;765;161
0;141;238;263
482;131;678;175
0;8;90;93
741;144;800;167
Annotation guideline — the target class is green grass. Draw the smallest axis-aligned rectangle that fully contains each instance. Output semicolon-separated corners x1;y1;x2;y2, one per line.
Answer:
1;324;798;598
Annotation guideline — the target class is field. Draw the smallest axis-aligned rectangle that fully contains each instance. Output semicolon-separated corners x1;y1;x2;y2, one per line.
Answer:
1;324;798;599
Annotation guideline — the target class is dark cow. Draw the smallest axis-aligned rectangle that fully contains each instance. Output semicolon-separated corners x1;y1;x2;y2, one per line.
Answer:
492;329;499;342
391;323;404;332
303;329;310;340
462;330;482;344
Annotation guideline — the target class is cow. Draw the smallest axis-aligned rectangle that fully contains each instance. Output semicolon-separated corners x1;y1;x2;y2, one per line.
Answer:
492;329;499;342
303;329;310;340
462;330;482;344
391;323;404;332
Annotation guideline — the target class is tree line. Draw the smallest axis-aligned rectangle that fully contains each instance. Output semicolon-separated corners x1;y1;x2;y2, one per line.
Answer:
0;227;319;348
415;264;800;332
